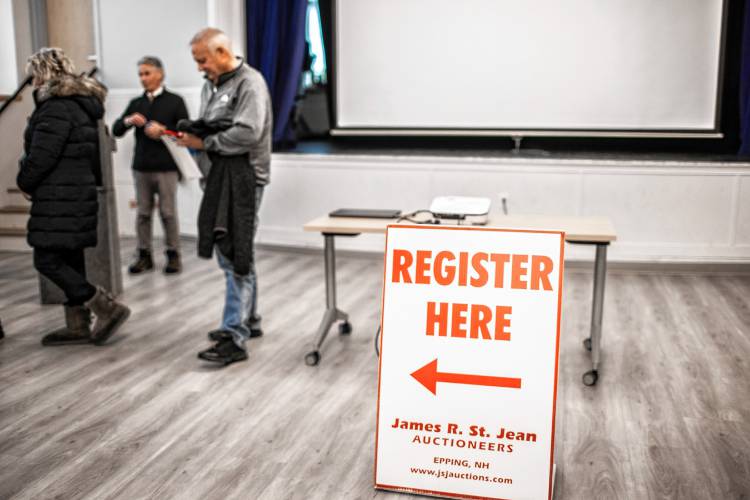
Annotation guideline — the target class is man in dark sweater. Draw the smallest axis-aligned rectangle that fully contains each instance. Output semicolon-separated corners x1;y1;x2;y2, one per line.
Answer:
112;56;189;274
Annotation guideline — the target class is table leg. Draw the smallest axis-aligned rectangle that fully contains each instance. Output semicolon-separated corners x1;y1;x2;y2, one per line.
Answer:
583;243;607;386
305;234;351;366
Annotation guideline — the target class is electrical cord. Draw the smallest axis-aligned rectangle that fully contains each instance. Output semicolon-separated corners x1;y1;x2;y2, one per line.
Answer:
397;210;475;225
396;209;440;224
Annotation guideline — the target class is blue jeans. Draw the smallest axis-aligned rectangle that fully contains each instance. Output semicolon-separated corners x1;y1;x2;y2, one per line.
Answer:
216;186;264;349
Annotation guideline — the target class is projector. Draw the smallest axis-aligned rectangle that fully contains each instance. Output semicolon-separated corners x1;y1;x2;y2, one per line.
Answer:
429;196;491;225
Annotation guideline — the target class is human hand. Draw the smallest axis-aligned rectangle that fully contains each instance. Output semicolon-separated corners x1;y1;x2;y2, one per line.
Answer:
126;113;147;127
144;121;166;140
176;133;204;150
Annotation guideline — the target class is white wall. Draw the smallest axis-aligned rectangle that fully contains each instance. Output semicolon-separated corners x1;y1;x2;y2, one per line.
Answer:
207;0;246;58
97;0;245;245
0;0;18;94
257;154;750;264
0;84;33;209
10;0;33;84
92;0;750;265
97;0;207;89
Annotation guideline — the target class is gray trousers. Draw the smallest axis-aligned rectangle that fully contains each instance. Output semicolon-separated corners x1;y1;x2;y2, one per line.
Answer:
134;170;180;251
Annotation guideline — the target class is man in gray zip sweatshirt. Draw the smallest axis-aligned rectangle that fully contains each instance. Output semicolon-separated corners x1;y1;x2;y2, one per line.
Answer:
178;28;272;365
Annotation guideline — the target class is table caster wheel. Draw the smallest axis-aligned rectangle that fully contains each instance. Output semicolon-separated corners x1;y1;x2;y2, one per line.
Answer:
339;321;352;335
305;351;321;366
582;370;598;386
583;338;592;351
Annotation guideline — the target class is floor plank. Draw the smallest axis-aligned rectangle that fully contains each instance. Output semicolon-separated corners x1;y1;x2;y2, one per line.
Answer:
1;241;748;499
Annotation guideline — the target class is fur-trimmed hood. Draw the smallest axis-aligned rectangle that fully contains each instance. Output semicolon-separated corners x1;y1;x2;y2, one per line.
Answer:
41;74;107;101
35;74;106;120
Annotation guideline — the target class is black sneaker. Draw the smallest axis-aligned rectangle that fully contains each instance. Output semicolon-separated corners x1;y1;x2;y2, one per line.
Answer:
129;249;154;274
245;315;263;338
197;339;248;365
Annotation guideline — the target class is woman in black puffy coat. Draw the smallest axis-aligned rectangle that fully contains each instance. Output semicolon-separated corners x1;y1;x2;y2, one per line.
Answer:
17;48;130;346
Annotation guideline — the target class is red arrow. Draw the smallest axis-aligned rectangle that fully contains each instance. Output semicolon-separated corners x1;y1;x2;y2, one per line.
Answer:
410;359;522;395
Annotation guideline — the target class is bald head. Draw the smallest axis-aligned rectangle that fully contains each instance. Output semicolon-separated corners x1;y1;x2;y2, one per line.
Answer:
190;28;238;83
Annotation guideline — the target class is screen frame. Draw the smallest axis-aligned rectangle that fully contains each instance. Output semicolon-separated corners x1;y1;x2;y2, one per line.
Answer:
328;0;731;140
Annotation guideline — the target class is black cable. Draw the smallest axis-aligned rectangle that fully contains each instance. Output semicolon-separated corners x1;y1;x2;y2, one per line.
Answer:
396;209;439;224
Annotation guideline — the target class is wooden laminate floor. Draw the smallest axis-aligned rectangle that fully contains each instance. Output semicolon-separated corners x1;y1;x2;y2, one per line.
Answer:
1;241;749;499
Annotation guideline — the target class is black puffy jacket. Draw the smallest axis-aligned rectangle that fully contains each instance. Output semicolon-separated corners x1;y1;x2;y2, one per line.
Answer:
17;75;106;250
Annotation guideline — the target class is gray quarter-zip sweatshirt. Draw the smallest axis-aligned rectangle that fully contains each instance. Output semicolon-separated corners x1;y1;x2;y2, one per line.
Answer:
198;61;272;185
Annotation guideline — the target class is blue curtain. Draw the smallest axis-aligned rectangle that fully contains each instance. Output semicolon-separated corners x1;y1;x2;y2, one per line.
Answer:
246;0;308;148
740;0;750;155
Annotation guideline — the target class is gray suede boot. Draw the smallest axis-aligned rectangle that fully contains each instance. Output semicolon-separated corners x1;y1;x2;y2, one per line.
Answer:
41;305;92;346
84;287;131;345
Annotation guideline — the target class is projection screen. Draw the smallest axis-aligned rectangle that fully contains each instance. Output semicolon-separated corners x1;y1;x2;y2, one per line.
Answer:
333;0;727;137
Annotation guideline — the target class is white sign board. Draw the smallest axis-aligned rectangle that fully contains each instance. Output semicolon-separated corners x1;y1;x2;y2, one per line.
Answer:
375;225;565;500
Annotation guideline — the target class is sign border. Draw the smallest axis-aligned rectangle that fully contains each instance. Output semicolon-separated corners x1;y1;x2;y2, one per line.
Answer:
374;224;566;500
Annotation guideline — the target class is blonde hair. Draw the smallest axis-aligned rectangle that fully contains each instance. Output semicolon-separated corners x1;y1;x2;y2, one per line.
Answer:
26;47;76;85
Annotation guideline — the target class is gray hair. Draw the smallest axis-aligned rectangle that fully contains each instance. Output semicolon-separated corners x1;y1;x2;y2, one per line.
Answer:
137;56;164;70
190;27;233;53
26;47;76;84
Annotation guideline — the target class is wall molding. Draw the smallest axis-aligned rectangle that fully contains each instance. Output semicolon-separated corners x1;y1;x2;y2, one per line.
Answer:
107;150;750;264
252;153;750;264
